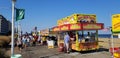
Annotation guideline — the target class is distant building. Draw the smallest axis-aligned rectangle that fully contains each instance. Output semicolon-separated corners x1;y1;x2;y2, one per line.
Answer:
0;15;11;34
8;20;12;32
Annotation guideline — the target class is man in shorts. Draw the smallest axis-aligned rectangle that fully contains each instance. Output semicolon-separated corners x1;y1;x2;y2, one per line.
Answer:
64;32;70;53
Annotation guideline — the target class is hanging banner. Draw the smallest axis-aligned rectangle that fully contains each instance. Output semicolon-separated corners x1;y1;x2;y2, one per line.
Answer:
112;14;120;33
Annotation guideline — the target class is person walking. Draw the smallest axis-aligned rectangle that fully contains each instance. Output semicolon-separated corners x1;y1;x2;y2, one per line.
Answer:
29;35;33;46
26;36;30;47
22;36;27;49
37;35;41;45
17;37;22;52
64;32;70;53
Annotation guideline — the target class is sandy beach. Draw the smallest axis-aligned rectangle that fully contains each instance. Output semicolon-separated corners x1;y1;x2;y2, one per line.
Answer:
98;38;120;49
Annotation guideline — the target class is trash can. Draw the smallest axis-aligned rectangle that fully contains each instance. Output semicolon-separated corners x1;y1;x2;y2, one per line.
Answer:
11;54;22;58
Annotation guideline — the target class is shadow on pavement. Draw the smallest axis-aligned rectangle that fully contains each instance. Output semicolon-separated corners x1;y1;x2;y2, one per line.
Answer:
66;47;109;54
79;48;109;54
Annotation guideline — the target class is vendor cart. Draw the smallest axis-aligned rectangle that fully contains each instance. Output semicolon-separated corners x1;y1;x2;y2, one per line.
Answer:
52;14;104;51
52;23;104;51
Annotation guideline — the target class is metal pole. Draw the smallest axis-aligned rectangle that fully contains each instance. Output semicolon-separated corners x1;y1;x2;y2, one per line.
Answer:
111;31;114;58
11;0;16;56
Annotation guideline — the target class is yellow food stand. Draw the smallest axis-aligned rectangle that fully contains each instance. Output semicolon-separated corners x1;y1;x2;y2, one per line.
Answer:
52;14;104;52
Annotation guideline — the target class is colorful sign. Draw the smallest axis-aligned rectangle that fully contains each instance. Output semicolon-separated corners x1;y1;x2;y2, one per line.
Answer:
69;14;77;24
57;20;63;26
112;14;120;33
52;23;104;31
57;14;96;26
82;23;103;30
70;24;81;30
77;14;96;23
60;24;70;31
52;26;60;31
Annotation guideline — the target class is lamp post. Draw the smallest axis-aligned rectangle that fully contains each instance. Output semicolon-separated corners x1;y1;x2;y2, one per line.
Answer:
110;27;114;58
11;0;16;56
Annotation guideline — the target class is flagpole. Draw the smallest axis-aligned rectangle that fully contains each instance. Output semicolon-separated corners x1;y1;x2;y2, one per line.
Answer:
11;0;16;56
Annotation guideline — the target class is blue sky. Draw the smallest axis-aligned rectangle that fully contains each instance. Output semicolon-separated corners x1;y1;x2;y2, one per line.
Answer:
0;0;120;34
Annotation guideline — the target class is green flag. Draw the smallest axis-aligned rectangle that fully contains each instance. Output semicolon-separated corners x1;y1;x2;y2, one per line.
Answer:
16;9;25;21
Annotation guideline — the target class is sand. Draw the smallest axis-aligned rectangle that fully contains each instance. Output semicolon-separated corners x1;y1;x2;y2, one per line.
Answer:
98;38;120;49
0;36;11;47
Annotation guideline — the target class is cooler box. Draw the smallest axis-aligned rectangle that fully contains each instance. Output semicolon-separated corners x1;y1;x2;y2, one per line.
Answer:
47;40;54;48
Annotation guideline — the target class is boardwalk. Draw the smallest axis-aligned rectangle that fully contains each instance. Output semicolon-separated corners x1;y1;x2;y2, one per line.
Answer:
17;45;112;58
